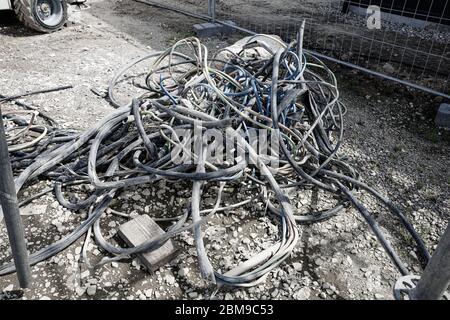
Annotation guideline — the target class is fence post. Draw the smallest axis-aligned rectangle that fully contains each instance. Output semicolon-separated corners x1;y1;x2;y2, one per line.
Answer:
0;108;32;288
411;223;450;300
208;0;216;22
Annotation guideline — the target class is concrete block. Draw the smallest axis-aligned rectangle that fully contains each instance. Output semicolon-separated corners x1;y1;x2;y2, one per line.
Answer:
435;103;450;129
193;21;236;38
118;215;177;272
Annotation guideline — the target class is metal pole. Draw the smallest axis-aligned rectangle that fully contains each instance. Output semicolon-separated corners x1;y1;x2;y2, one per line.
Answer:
208;0;216;22
0;108;32;288
411;223;450;300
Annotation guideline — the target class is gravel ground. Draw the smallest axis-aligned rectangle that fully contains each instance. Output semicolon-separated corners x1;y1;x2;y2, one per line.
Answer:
0;0;449;301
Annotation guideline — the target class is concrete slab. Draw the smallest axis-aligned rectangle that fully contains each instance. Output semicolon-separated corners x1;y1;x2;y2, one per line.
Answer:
118;215;177;273
435;103;450;129
193;21;236;38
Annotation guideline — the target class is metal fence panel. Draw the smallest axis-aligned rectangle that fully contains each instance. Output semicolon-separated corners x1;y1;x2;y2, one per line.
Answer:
137;0;450;97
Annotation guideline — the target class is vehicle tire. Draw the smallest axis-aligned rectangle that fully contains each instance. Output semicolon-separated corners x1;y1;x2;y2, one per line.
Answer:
13;0;68;33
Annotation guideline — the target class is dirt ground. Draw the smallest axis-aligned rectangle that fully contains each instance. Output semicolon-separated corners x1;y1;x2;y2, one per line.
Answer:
0;0;449;300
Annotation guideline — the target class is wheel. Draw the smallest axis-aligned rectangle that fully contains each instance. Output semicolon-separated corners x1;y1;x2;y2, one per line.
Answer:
13;0;68;33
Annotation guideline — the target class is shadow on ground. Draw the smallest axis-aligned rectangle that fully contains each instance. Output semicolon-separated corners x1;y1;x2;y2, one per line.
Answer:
0;11;40;37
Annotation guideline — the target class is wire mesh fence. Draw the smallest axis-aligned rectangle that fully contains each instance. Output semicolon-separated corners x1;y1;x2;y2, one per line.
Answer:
137;0;450;97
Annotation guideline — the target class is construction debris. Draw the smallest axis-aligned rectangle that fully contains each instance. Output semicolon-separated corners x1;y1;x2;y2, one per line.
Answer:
118;215;177;272
435;103;450;129
0;29;431;291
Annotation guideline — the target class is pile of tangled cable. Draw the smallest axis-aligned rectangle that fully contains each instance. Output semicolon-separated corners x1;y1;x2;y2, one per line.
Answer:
0;31;430;289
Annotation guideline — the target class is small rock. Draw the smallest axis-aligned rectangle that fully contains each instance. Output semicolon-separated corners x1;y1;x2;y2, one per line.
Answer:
165;274;176;285
314;258;323;266
178;268;189;277
81;270;90;279
75;287;86;296
374;293;384;300
144;289;153;298
382;63;395;74
295;287;311;300
271;289;279;298
86;286;97;296
3;284;13;292
292;262;302;271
